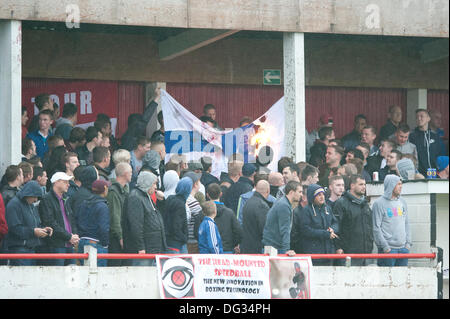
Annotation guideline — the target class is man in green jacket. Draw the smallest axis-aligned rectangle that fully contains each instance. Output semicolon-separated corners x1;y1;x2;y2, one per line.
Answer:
106;162;132;266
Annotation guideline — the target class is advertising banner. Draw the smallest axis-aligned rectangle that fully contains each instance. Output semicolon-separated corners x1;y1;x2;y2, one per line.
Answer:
156;254;312;299
22;80;119;135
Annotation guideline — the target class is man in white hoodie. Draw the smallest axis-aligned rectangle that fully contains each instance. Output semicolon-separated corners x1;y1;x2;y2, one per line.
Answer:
372;174;412;266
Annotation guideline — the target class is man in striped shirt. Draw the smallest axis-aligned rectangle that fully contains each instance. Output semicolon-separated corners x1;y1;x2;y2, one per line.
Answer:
184;171;204;254
198;201;223;254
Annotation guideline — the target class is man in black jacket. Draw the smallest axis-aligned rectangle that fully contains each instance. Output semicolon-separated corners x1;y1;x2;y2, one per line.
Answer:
1;165;24;206
379;105;402;142
240;180;272;254
123;171;167;266
333;174;373;266
162;176;192;254
120;88;160;151
366;140;395;177
223;163;255;215
309;126;335;168
93;146;111;181
342;114;367;151
39;172;79;266
206;183;243;254
409;109;445;176
76;127;102;166
200;156;220;190
68;166;98;221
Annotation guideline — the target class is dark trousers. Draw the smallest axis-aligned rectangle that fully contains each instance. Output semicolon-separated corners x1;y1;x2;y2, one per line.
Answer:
108;237;123;267
8;247;36;266
0;240;8;266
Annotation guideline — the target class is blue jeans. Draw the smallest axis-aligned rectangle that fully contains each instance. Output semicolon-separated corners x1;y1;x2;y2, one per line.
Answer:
48;247;76;266
378;247;409;267
8;247;36;266
78;239;108;267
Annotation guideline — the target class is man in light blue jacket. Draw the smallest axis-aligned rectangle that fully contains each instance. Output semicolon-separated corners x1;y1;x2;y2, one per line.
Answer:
372;174;412;266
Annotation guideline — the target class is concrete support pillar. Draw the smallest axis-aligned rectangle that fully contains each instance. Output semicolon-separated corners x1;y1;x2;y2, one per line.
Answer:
145;82;166;138
0;20;22;175
283;33;306;162
407;89;427;130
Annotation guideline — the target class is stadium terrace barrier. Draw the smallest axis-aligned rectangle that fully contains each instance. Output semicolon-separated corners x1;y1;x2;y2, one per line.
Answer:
0;246;442;299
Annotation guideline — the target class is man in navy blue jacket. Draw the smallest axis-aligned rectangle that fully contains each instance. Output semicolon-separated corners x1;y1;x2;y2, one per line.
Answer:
77;179;111;267
5;181;52;266
298;184;339;266
409;109;445;176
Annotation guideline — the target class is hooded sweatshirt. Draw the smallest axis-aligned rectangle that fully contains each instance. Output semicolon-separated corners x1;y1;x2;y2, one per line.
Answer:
68;166;98;219
297;184;339;255
122;171;167;253
396;158;416;181
4;181;44;249
163;177;192;249
136;171;158;194
163;170;179;199
142;150;162;186
77;193;110;247
372;175;411;252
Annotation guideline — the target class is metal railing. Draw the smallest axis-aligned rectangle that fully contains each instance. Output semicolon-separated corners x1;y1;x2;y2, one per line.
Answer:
0;252;437;260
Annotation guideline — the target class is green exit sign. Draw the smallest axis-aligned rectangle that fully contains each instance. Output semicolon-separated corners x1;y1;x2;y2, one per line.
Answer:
263;69;281;85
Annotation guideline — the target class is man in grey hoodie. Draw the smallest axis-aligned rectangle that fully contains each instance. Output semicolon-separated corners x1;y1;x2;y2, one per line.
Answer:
372;174;412;266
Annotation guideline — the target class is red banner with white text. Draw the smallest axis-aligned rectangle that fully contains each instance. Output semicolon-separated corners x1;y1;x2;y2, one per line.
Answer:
22;79;119;135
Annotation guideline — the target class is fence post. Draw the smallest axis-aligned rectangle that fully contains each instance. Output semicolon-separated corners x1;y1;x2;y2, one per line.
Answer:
345;256;352;267
84;245;97;273
264;246;278;257
433;246;444;299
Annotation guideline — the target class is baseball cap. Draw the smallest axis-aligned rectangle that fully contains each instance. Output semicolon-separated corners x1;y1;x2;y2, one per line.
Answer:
92;179;111;194
50;172;74;184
